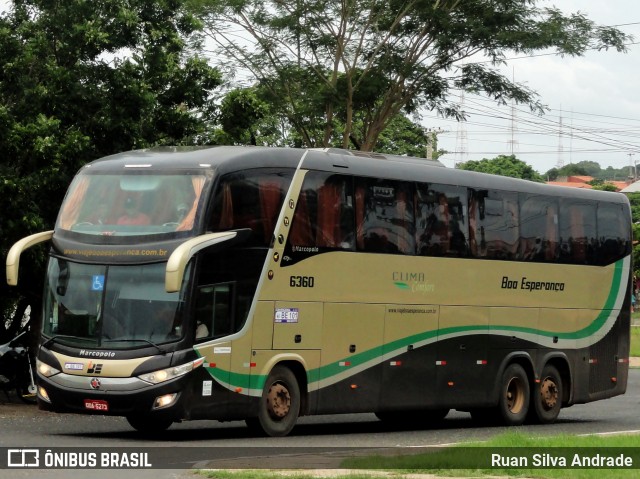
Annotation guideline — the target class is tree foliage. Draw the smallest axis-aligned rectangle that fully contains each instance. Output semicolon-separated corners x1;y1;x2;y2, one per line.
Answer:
456;154;544;182
0;0;221;341
545;161;635;182
216;83;434;156
193;0;628;151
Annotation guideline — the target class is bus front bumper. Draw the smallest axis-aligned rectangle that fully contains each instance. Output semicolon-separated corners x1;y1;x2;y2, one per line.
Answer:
36;371;192;420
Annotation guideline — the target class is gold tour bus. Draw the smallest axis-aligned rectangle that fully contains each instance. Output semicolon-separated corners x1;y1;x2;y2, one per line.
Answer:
6;146;632;436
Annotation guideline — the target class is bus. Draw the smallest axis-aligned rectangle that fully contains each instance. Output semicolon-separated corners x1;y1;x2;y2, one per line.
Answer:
6;146;632;436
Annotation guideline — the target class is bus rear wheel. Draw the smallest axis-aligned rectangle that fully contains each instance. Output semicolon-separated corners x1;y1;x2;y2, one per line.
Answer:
496;363;530;426
529;364;562;424
126;414;173;434
247;365;300;437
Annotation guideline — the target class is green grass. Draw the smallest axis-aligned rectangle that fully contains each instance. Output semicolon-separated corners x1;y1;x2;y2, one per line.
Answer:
632;325;640;357
340;431;640;478
196;432;640;479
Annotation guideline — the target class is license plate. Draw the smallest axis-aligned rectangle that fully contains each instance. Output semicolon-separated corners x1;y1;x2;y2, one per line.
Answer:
84;399;109;412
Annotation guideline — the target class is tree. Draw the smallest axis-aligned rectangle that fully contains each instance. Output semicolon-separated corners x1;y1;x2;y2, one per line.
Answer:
217;83;434;156
573;161;602;177
587;178;619;191
628;193;640;224
193;0;628;151
545;161;598;179
457;155;544;182
0;0;221;342
371;115;431;158
218;87;269;145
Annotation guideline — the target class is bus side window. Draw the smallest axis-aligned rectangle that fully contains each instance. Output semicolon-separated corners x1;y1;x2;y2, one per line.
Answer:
209;170;293;246
559;199;596;264
545;201;559;261
470;189;518;260
195;283;234;341
416;184;468;257
596;203;630;265
355;178;415;255
519;194;559;262
288;172;354;250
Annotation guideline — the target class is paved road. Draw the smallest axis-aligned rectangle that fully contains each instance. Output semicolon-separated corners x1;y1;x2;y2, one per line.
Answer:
1;369;639;478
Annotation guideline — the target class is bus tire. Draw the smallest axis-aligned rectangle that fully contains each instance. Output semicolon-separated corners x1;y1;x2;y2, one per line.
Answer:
126;414;173;434
529;364;562;424
248;365;300;437
496;363;530;426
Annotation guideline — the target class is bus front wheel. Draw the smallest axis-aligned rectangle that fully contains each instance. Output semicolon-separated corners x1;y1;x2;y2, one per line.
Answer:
496;363;530;426
247;365;300;437
529;364;562;424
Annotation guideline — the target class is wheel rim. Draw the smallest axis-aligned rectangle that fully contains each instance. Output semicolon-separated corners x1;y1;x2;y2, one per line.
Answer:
266;381;291;420
539;377;558;411
506;376;525;414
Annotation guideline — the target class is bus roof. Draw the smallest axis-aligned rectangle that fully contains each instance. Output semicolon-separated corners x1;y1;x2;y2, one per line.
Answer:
84;146;628;205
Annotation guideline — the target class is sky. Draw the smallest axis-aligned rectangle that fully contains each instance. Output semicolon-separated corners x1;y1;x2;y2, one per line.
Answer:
1;1;638;176
429;0;640;176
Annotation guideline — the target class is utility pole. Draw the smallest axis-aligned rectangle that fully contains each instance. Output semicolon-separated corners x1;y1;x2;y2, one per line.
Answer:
507;67;519;155
629;153;635;180
556;107;564;169
425;127;449;160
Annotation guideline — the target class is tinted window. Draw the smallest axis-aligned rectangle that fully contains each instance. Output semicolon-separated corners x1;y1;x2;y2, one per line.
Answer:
57;173;208;236
559;199;597;264
355;178;415;254
416;184;468;257
519;194;559;262
469;189;519;260
288;172;355;250
195;248;266;338
209;169;293;246
596;203;630;265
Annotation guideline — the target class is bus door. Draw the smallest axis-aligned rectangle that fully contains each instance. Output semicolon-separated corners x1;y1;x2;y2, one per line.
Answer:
436;306;490;407
192;282;233;416
378;305;439;410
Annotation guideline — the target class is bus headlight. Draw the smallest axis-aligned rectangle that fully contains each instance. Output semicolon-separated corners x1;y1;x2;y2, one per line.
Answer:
138;357;205;385
36;359;60;378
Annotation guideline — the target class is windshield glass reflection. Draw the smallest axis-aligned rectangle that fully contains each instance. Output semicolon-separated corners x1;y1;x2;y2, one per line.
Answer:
43;259;186;348
56;173;207;236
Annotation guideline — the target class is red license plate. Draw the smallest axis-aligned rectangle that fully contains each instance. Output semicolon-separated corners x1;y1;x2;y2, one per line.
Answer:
84;399;109;412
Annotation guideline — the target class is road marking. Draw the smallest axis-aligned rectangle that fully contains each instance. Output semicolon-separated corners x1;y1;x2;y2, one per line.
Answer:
577;429;640;437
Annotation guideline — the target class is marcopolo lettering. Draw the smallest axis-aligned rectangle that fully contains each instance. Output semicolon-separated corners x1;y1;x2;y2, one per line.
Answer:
79;350;116;358
501;276;565;292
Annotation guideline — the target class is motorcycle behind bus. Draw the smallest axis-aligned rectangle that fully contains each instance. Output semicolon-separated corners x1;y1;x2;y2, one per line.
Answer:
0;330;37;404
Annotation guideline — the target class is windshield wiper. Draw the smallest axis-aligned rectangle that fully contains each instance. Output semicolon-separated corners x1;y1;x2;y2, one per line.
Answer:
103;338;167;354
42;335;89;348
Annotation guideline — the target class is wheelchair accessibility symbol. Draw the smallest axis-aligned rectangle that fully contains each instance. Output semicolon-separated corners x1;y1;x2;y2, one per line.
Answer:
92;275;105;291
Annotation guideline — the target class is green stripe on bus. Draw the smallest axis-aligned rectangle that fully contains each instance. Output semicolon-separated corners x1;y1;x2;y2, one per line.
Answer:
199;258;626;391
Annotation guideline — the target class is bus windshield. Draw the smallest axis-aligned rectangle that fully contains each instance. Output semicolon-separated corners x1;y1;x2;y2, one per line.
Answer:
56;172;208;236
43;259;189;348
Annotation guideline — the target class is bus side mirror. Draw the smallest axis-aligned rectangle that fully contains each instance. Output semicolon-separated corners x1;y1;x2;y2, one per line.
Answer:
6;231;54;286
165;229;250;293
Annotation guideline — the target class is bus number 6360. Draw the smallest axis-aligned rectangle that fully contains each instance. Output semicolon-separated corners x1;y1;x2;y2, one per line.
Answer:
290;276;315;288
